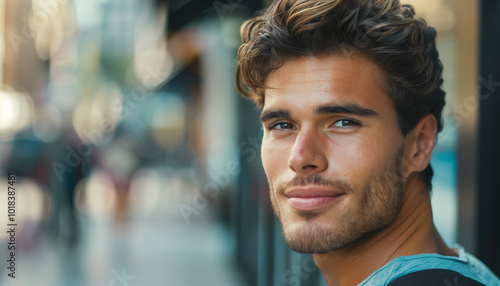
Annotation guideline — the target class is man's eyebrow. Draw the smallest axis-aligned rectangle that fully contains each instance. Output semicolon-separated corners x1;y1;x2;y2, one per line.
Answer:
259;104;379;122
316;104;380;117
260;109;291;122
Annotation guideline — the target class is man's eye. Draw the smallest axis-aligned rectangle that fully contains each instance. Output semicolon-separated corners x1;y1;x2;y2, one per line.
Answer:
333;119;359;127
269;122;296;130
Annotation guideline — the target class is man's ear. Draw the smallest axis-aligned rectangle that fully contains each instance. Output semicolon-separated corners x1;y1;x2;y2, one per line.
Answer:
403;114;438;177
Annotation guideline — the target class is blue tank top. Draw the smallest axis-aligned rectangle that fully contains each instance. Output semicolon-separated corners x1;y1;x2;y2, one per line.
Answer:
358;244;500;285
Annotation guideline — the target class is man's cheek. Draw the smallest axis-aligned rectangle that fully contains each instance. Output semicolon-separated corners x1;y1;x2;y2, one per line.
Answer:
261;158;273;178
261;148;282;175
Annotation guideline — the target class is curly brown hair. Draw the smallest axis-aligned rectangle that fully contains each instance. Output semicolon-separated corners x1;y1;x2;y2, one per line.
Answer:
235;0;446;189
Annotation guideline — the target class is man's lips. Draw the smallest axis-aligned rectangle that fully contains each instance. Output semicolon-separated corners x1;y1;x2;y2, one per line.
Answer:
285;186;345;212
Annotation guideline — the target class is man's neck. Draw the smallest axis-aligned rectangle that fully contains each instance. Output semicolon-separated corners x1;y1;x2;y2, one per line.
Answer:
313;174;456;286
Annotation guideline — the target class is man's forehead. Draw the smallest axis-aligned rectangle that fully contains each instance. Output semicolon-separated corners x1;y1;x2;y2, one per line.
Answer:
263;55;389;106
263;55;392;118
265;54;386;90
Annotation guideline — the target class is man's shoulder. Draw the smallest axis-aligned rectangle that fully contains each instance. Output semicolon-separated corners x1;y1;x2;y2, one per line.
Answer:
387;269;485;286
359;247;500;286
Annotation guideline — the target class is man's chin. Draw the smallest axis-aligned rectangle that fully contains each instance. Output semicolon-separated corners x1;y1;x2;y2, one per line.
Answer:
283;218;393;255
282;221;349;254
286;243;339;254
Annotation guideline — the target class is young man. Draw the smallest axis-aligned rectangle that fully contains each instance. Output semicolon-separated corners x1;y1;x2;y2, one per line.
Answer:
235;0;500;285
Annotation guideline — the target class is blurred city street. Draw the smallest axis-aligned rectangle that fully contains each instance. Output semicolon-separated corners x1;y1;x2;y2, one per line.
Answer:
0;211;247;286
0;0;255;284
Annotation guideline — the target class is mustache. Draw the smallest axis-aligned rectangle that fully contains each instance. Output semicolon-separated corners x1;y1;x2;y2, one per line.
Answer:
275;174;354;194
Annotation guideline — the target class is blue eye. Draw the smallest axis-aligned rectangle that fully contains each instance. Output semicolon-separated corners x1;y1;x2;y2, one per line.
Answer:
333;119;360;127
269;122;296;130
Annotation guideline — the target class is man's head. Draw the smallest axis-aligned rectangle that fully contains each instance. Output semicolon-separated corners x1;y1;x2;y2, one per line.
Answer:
235;0;445;253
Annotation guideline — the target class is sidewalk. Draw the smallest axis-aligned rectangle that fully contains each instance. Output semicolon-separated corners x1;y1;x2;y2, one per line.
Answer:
0;214;248;286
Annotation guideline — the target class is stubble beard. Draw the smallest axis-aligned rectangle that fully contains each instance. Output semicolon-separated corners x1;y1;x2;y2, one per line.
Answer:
270;151;404;254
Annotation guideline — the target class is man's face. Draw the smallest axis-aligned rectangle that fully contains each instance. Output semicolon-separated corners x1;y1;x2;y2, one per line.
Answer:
260;54;406;254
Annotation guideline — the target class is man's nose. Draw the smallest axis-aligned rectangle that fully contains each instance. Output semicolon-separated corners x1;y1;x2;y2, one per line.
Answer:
288;127;328;174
